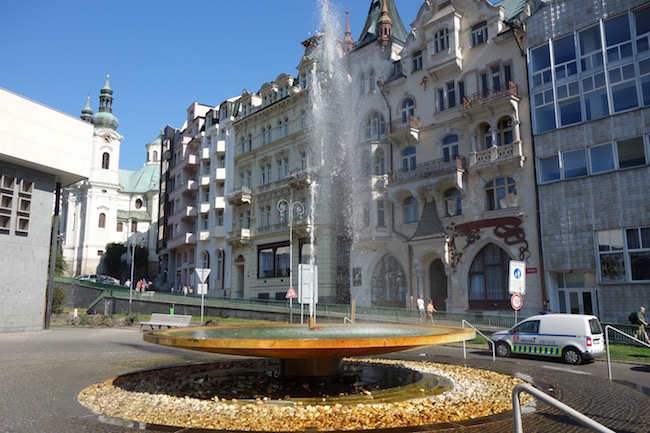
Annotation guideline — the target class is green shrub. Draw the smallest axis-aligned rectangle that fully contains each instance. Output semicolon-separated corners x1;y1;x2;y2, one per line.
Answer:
52;287;66;314
91;314;103;326
102;317;114;327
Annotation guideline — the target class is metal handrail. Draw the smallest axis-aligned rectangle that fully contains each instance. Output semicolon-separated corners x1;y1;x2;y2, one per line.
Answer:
512;383;615;433
461;319;495;361
605;324;650;381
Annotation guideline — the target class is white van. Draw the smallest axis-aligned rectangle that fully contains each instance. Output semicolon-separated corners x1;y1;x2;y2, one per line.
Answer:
490;314;605;365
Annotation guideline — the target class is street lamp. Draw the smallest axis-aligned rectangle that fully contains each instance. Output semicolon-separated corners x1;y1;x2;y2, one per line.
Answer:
277;198;304;323
129;232;144;314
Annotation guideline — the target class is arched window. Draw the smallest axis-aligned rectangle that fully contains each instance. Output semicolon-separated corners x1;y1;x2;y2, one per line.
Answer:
116;222;123;232
284;117;289;136
469;244;510;309
401;146;416;170
248;134;253;151
371;254;407;307
444;188;462;216
240;137;245;154
300;110;306;129
442;135;459;161
267;125;272;143
400;98;415;123
216;249;224;280
374;148;386;175
403;196;419;223
480;123;493;149
152;151;158;162
497;117;514;146
360;73;366;94
277;121;282;140
471;21;488;47
369;69;376;92
101;152;110;169
261;128;266;146
202;251;210;269
98;212;106;228
485;177;517;210
135;199;143;209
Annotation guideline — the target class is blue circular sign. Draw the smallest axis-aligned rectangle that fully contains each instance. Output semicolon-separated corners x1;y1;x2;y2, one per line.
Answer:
514;268;522;279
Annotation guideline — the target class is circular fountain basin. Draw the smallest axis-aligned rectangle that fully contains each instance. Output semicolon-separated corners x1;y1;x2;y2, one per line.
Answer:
144;323;475;376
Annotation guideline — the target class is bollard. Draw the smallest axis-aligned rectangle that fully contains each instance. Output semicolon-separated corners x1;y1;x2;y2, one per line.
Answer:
169;307;174;315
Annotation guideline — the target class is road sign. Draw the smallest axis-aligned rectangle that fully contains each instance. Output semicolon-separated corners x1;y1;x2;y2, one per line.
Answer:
197;283;208;295
511;293;523;311
195;268;211;284
508;260;526;295
286;286;297;299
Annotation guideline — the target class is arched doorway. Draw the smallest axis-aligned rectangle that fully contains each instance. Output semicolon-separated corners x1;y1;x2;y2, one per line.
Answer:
468;243;511;310
429;259;447;311
371;255;407;308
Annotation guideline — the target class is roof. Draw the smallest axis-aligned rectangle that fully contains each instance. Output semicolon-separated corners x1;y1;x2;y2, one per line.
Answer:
410;201;447;241
118;163;159;194
355;0;408;50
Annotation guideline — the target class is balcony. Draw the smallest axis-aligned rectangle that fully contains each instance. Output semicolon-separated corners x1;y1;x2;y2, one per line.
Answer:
292;215;312;237
226;228;251;246
214;196;225;209
211;225;226;238
199;202;210;214
462;82;520;120
387;116;419;146
226;186;252;206
214;167;226;181
427;46;462;79
181;179;198;195
180;205;197;220
214;139;226;154
200;175;210;186
199;229;210;241
387;156;466;204
166;232;197;249
200;147;210;160
469;142;525;176
287;168;315;189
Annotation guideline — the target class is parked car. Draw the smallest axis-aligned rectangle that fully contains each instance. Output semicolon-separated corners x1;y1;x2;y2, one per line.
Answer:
77;274;97;282
489;313;605;365
97;275;119;285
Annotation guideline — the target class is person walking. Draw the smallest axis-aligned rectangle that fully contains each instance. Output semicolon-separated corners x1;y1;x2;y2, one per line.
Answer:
427;299;437;325
417;294;426;322
634;306;650;343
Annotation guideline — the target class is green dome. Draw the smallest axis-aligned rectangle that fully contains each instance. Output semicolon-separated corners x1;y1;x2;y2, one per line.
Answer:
93;111;119;130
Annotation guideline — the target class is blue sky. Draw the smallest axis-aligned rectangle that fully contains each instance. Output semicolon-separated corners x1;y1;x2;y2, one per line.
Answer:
2;1;419;171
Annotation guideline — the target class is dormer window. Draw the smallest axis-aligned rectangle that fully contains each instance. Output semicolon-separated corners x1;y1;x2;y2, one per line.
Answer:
412;50;423;71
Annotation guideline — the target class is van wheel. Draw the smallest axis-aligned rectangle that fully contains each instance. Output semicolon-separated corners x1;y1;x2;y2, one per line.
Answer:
496;342;511;358
563;347;582;365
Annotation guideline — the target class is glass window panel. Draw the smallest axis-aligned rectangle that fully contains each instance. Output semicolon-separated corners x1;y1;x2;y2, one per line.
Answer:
563;149;587;178
617;136;646;168
585;88;609;120
598;231;611;251
604;14;631;46
559;99;582;126
535;104;556;133
642;227;650;248
630;252;650;280
612;82;639;112
600;252;625;282
580;25;601;54
540;156;561;182
636;7;650;36
590;143;615;173
554;34;576;64
627;228;640;249
611;230;624;250
532;44;550;71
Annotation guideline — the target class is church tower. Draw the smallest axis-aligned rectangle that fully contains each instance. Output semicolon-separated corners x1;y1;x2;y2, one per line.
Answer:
88;74;122;188
377;0;393;49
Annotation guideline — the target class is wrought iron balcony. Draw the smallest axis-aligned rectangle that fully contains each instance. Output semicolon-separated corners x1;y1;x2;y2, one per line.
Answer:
387;156;466;185
387;116;420;145
462;81;519;111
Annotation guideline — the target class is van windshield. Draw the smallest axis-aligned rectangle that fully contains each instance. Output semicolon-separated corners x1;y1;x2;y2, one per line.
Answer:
589;318;603;334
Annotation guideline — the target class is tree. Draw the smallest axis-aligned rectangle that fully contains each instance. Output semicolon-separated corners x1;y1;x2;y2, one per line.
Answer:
54;251;69;277
103;243;128;277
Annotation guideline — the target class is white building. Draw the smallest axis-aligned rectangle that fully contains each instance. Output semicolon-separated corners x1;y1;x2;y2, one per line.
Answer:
60;75;160;282
0;87;92;332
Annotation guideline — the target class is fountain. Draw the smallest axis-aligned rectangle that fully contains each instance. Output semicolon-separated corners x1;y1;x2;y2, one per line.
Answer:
77;2;533;430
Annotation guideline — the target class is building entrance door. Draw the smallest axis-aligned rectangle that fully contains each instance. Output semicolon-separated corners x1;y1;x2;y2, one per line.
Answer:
558;289;598;315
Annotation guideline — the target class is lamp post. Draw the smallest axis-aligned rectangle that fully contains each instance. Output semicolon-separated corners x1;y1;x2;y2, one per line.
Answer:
129;232;144;315
277;198;304;323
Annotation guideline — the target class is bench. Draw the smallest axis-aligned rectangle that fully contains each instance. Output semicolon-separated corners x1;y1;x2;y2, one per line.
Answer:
141;313;192;330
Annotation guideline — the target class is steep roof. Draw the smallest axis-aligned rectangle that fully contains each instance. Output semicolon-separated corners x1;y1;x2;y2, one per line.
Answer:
410;201;447;241
355;0;408;50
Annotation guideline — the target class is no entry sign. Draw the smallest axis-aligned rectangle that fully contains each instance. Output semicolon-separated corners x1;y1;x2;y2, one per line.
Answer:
511;293;523;311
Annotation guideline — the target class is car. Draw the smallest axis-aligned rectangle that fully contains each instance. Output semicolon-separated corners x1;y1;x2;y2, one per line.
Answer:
489;313;605;365
77;274;98;282
97;275;120;285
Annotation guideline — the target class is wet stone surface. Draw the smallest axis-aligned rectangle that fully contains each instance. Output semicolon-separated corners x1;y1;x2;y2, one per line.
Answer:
78;358;532;432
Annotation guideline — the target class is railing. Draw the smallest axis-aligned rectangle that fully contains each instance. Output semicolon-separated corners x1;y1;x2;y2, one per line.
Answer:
462;81;518;110
387;156;466;185
470;141;523;167
387;116;420;134
512;383;615;433
605;325;650;381
462;320;495;361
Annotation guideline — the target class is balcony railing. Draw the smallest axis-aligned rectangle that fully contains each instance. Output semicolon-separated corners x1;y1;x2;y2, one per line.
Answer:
387;156;466;185
226;186;252;205
387;116;420;135
462;81;518;110
469;142;524;169
226;228;251;245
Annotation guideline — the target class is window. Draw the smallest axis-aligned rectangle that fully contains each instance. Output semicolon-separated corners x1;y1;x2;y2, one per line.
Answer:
101;152;110;169
240;138;245;155
469;244;510;309
471;21;487;47
117;222;123;232
486;177;517;210
277;122;282;140
258;242;290;278
533;89;556;133
626;227;650;281
442;135;459;161
531;44;552;88
259;205;271;227
604;13;632;63
553;34;577;79
437;87;445;111
247;134;252;151
583;72;609;120
539;155;561;182
403;196;419;223
563;149;587;178
589;143;615;174
557;81;582;126
215;250;224;281
444;188;462;216
446;82;456;108
412;50;423;71
434;28;449;53
377;200;385;227
400;98;415;123
636;7;650;54
401;147;416;170
260;163;272;185
490;65;501;89
617;136;646;169
261;128;266;146
640;58;650;107
362;202;370;227
365;112;386;139
480;123;493;149
98;213;106;228
579;25;603;73
360;73;366;94
609;63;639;112
597;229;625;283
131;221;137;232
135;198;142;209
369;70;376;92
497;117;514;146
277;157;288;180
267;125;272;144
284;118;289;136
374;149;386;175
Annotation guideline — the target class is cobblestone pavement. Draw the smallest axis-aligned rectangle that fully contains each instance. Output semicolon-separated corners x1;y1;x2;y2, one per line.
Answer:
1;327;648;433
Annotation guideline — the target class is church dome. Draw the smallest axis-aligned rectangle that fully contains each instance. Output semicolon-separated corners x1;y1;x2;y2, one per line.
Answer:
92;74;119;130
93;111;119;130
